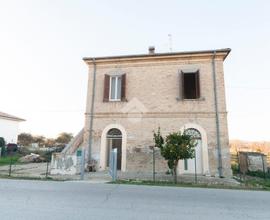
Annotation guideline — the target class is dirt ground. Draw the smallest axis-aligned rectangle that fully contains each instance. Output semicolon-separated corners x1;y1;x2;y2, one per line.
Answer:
0;162;240;186
0;162;112;182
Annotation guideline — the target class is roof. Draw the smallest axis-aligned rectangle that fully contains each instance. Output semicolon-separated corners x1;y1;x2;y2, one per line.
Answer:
0;111;25;122
83;48;231;62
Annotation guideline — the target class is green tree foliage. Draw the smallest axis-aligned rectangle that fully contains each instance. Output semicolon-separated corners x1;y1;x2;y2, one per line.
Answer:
33;135;46;147
55;132;73;145
0;137;5;156
45;138;56;148
0;137;5;148
18;133;33;147
153;128;196;183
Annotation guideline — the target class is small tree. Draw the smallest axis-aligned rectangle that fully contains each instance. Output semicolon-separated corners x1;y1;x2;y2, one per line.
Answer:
45;138;56;148
18;133;33;147
153;128;196;183
33;135;46;148
55;132;73;145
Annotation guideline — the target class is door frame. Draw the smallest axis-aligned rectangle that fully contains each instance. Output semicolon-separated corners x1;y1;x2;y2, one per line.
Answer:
100;124;127;171
178;123;210;175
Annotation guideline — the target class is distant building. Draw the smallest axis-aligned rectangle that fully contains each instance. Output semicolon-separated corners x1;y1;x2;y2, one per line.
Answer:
0;111;25;144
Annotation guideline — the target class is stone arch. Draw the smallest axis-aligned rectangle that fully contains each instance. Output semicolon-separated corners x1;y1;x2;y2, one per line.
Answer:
100;124;127;171
179;123;210;175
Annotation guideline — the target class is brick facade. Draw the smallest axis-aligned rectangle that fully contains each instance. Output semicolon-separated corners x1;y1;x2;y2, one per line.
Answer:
83;49;232;177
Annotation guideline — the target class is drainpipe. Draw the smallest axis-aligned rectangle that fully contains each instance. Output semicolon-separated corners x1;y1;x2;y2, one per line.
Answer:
212;51;223;177
88;58;97;162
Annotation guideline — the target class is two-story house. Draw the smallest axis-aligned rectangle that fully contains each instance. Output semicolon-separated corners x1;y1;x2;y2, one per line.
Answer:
81;47;232;177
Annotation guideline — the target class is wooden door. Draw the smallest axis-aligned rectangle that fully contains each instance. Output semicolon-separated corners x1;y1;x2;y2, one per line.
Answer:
112;138;122;170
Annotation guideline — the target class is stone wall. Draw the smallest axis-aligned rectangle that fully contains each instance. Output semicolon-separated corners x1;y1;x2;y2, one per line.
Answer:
50;153;80;175
239;152;267;173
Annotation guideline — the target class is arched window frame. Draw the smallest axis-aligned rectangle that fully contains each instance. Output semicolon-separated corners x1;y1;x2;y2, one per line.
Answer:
184;128;201;140
107;128;122;139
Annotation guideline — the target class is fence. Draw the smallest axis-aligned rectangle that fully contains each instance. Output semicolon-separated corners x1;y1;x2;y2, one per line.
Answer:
231;152;270;179
231;152;270;167
0;147;53;179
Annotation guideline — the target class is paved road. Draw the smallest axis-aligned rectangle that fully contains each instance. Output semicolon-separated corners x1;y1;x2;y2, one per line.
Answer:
0;179;269;220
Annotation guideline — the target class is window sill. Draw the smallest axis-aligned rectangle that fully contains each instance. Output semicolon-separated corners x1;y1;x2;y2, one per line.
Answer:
176;97;205;101
109;99;121;102
104;99;128;103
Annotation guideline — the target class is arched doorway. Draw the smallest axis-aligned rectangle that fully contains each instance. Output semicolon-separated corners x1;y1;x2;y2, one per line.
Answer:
106;128;122;170
182;128;203;174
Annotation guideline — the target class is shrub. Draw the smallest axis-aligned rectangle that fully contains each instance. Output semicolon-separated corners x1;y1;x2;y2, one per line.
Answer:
247;170;270;179
231;163;239;174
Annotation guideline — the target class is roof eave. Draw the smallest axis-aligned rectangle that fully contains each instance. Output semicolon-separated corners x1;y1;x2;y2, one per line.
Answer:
83;48;231;63
0;116;26;122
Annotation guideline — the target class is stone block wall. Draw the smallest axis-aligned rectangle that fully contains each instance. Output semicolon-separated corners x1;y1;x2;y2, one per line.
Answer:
83;51;232;177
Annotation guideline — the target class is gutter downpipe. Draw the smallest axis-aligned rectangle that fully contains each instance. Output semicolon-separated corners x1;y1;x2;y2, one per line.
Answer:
88;58;97;163
212;51;223;177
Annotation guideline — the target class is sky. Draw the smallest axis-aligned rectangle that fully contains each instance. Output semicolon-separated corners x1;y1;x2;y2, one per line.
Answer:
0;0;270;141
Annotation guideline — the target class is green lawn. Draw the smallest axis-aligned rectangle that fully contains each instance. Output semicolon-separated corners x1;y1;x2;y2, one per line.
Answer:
0;155;20;166
111;178;270;191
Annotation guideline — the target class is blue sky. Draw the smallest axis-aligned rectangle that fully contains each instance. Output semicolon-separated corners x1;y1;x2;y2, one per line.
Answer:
0;0;269;140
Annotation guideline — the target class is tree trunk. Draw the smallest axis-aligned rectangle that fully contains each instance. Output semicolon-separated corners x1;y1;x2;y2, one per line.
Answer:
173;160;178;184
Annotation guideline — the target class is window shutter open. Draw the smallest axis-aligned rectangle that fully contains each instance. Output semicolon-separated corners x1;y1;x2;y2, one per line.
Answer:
103;74;110;102
177;71;183;100
121;73;126;101
181;71;185;99
195;71;200;99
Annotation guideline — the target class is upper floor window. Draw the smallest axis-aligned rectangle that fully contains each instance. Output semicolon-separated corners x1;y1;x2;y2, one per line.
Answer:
103;74;126;102
110;76;122;101
181;70;200;99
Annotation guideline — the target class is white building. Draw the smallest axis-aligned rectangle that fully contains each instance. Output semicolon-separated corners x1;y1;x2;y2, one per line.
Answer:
0;111;25;144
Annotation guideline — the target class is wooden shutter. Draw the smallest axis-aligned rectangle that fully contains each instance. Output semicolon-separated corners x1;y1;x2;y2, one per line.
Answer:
177;71;182;100
181;71;185;99
103;74;110;102
121;73;126;101
195;71;200;99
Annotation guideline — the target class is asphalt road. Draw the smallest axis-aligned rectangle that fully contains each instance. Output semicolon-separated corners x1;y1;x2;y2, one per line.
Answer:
0;179;269;220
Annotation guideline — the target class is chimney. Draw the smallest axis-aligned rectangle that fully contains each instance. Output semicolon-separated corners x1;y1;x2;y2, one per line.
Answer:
148;46;155;54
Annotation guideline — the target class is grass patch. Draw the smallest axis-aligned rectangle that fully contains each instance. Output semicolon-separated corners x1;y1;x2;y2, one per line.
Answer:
0;174;63;181
110;179;270;191
0;155;21;166
243;178;270;190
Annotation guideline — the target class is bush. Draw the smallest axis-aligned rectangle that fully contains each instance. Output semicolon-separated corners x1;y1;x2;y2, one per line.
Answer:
231;163;239;174
247;170;270;179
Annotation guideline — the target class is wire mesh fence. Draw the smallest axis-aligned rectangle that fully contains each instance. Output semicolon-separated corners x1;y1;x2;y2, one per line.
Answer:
230;152;270;180
0;146;53;179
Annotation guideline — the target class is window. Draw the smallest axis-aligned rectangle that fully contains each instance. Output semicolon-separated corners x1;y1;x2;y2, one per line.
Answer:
110;76;122;101
103;74;126;102
184;128;201;140
181;71;200;99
